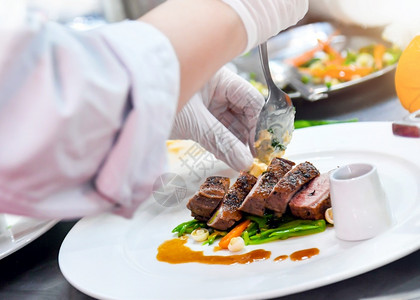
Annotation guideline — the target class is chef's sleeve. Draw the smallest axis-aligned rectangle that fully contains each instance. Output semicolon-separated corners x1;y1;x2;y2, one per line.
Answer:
0;19;180;219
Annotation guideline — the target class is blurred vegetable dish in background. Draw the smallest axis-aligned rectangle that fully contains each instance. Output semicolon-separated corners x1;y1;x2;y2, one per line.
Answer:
285;32;402;88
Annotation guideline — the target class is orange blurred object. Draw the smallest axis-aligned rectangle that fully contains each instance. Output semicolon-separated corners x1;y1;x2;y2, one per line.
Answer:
395;35;420;113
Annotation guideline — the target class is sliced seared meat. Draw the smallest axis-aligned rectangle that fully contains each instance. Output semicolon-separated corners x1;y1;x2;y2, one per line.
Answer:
239;158;295;216
207;171;257;230
265;162;320;216
186;176;230;222
188;194;222;222
266;157;296;173
289;172;331;220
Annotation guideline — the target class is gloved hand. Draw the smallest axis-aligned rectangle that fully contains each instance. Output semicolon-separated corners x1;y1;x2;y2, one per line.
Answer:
170;67;265;171
222;0;309;52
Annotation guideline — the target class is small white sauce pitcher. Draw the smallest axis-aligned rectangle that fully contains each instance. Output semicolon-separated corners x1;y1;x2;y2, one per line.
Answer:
329;163;392;241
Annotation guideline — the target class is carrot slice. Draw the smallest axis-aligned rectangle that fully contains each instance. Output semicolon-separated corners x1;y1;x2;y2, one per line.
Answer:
318;39;345;64
299;65;373;81
218;219;251;249
285;30;340;67
373;44;386;70
284;44;324;67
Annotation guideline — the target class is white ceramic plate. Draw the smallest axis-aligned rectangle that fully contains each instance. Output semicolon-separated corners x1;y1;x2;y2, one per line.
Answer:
0;215;58;260
59;122;420;300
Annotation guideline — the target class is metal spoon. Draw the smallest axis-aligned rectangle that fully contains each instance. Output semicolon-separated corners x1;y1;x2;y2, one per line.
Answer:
254;42;295;163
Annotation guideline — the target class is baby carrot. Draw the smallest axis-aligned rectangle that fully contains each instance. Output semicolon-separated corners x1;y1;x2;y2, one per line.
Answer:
284;44;324;67
218;219;251;249
319;39;345;64
373;44;386;69
285;30;340;67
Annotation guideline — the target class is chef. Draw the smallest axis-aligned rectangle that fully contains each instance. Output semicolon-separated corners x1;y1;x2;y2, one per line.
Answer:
0;0;308;219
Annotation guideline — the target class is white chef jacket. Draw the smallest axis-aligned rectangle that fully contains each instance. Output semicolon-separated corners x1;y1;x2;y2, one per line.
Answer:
0;12;180;219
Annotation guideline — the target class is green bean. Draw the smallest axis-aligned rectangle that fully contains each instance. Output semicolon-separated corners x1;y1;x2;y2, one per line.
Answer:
172;219;196;233
172;217;326;245
249;219;314;239
247;220;326;245
172;219;206;237
202;230;226;246
242;230;251;246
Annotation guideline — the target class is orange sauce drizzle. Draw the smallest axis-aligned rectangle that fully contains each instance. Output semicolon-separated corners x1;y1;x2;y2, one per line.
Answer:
290;248;320;261
274;255;289;262
157;238;320;265
157;238;271;265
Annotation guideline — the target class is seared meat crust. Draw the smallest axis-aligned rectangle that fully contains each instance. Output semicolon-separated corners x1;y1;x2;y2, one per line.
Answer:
207;171;257;230
186;176;230;221
265;162;320;216
239;158;295;216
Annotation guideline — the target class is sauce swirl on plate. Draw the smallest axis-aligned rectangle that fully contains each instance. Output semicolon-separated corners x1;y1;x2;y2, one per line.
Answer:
290;248;320;261
157;238;320;265
157;238;271;265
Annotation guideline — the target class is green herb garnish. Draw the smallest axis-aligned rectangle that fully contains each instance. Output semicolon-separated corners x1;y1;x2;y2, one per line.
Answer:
271;138;286;151
325;81;332;89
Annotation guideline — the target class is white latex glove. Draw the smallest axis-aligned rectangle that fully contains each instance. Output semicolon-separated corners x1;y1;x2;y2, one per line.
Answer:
171;67;264;171
222;0;309;52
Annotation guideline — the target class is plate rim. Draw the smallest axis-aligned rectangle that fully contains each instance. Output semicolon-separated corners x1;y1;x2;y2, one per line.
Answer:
0;216;59;260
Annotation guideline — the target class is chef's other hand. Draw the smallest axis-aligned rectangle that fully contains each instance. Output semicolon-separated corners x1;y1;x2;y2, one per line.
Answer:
171;67;264;171
222;0;308;52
